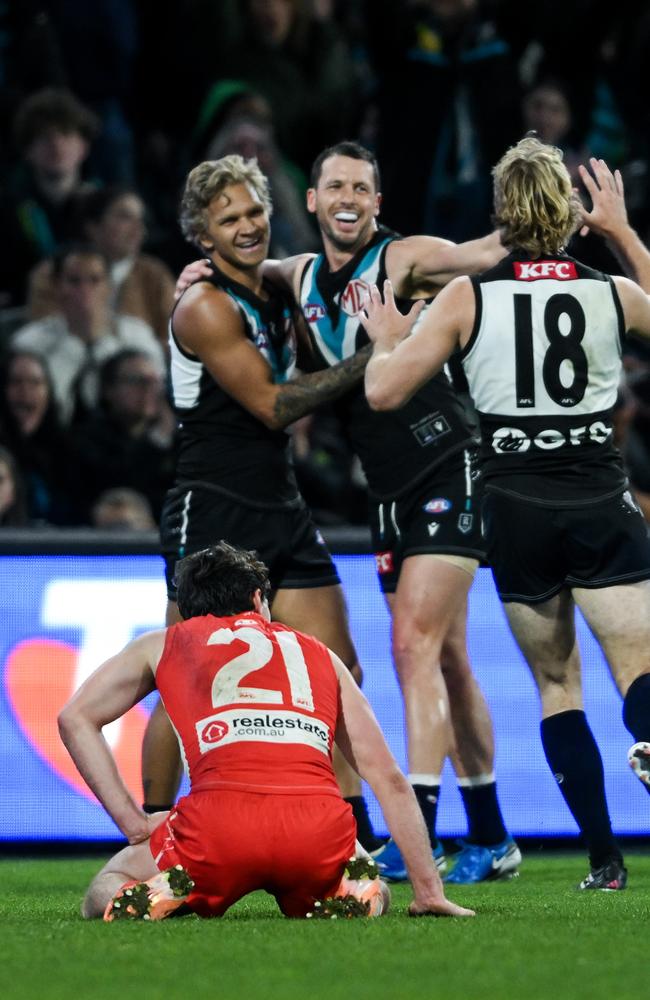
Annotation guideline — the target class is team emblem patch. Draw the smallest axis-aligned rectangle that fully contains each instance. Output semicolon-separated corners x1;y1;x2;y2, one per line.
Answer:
427;522;440;537
423;498;451;514
340;279;370;316
457;513;473;534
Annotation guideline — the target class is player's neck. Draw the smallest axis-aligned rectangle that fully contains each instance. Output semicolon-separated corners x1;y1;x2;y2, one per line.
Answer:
322;229;376;274
210;255;266;297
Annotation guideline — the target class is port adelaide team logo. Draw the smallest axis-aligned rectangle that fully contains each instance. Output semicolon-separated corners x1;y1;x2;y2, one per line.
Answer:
340;279;370;316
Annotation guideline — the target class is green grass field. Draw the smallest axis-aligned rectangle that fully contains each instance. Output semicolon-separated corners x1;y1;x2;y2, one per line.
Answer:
3;852;649;1000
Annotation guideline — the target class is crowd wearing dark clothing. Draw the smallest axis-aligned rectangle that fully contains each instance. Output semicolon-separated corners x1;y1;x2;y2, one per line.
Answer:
1;0;650;528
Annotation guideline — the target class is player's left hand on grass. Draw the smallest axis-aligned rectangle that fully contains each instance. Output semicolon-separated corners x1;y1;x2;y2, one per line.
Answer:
409;898;476;918
359;280;424;346
578;158;627;239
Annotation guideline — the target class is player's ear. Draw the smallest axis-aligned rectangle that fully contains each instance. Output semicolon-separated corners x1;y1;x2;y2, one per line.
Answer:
306;188;317;214
374;192;382;217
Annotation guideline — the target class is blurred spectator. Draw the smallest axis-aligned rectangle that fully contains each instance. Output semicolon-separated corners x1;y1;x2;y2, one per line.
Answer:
522;77;588;182
366;0;522;240
0;445;29;526
193;81;317;257
0;87;100;309
27;185;175;345
12;244;165;423
91;487;156;531
0;350;81;524
291;409;367;526
71;349;175;521
217;0;360;172
37;0;138;185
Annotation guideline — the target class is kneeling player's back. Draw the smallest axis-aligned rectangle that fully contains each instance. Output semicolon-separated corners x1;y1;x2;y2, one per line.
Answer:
155;612;341;795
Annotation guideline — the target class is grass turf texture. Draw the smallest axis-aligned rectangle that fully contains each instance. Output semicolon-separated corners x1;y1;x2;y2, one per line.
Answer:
3;853;649;1000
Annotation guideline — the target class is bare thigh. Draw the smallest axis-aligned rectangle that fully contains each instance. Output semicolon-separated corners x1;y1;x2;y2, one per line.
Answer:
271;584;358;669
573;579;650;695
503;590;583;717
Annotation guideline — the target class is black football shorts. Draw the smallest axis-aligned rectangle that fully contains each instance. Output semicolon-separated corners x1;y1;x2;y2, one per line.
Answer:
369;449;486;595
160;482;340;601
483;488;650;603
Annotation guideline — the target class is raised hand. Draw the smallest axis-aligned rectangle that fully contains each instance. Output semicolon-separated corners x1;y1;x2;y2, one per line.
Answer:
359;280;424;346
578;158;627;239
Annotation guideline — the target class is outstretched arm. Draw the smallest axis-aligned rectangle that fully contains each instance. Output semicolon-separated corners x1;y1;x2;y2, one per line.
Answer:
174;282;369;430
388;230;505;299
58;631;164;843
362;278;472;411
332;656;474;917
579;158;650;294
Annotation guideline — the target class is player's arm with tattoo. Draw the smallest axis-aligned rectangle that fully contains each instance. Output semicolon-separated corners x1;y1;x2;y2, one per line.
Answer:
174;282;369;430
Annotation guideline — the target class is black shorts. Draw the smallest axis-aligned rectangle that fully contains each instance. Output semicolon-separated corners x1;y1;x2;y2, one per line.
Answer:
483;488;650;603
369;450;486;595
160;483;340;601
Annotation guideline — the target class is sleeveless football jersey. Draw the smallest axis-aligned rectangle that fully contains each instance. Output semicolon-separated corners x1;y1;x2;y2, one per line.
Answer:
170;264;300;506
462;252;627;504
299;227;476;500
156;612;341;795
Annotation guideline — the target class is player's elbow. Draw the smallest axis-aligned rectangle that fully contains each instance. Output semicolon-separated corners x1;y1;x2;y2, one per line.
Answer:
57;704;78;746
366;382;400;412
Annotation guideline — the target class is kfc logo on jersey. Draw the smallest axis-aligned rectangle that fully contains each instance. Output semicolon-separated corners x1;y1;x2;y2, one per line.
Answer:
513;261;577;281
340;279;370;316
305;303;326;322
375;551;394;574
200;719;230;745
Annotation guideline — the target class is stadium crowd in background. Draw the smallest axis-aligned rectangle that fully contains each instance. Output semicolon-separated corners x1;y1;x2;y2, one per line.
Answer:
2;1;650;528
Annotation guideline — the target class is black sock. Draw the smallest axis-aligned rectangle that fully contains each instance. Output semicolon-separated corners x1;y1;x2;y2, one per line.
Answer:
459;781;507;846
143;803;173;814
623;673;650;742
412;783;441;847
344;796;384;851
540;710;621;869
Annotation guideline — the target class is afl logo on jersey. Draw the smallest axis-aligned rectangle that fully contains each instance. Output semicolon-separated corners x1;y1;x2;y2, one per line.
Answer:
340;279;370;316
305;303;326;321
200;719;229;744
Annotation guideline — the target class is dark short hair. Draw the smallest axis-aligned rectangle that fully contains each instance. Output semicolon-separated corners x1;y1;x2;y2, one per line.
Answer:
14;87;100;151
77;184;141;227
99;348;153;398
310;141;381;191
175;541;271;620
51;242;109;279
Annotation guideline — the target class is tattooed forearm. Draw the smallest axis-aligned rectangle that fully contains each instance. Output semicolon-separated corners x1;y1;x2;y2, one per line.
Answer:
273;345;371;426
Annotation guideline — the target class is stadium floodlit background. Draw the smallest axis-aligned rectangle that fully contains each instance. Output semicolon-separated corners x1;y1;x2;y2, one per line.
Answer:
1;547;646;844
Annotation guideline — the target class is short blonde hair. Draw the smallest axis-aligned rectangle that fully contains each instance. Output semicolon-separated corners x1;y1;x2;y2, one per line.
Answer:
492;137;580;256
179;154;272;246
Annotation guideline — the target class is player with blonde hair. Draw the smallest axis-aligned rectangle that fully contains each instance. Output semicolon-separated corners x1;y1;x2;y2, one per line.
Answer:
361;139;650;890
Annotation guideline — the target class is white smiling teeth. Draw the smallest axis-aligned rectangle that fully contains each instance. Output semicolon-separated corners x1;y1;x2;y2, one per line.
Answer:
335;212;358;222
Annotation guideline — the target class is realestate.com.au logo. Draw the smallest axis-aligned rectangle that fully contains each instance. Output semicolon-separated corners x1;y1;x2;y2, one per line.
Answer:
4;576;166;802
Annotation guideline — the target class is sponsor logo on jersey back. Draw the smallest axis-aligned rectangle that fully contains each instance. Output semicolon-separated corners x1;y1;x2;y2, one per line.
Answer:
340;279;370;316
375;551;394;574
196;708;330;755
423;498;451;514
200;719;230;745
513;260;577;281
